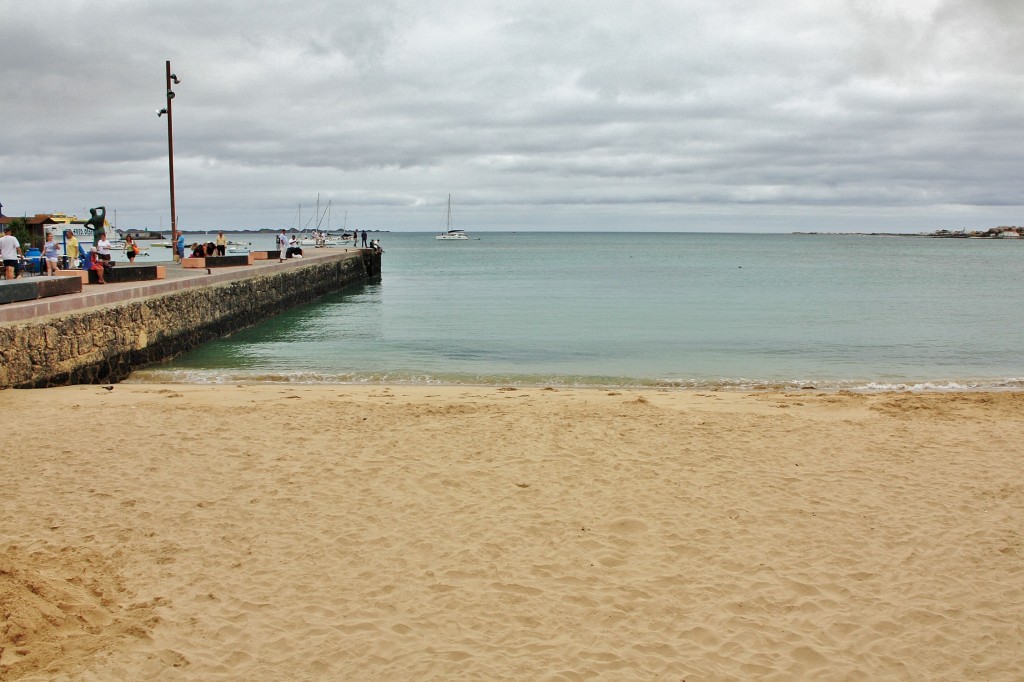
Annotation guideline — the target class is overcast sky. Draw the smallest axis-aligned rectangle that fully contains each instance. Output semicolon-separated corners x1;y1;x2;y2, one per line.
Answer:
2;0;1022;233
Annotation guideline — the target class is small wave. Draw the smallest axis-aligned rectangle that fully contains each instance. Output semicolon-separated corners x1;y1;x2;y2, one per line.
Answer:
124;368;1024;392
854;378;1024;392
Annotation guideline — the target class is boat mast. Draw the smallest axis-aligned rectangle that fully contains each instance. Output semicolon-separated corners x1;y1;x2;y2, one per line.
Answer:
315;197;329;232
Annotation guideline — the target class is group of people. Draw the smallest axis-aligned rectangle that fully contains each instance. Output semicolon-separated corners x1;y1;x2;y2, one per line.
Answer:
4;225;385;283
75;230;118;284
176;231;228;261
190;241;223;258
276;231;306;261
0;227;127;282
272;229;381;263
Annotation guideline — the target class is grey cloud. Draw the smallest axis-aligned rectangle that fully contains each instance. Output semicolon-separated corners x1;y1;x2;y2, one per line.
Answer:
0;0;1021;232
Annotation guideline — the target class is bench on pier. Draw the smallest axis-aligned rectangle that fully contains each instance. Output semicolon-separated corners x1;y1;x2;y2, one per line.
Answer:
250;250;281;260
87;264;167;285
53;269;90;284
0;275;83;305
182;254;255;268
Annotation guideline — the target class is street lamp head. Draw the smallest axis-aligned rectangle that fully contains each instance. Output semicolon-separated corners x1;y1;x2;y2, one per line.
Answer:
170;73;181;85
167;90;175;100
157;108;167;117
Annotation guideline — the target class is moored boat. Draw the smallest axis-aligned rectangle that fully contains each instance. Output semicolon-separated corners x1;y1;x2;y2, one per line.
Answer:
298;232;353;247
435;195;470;240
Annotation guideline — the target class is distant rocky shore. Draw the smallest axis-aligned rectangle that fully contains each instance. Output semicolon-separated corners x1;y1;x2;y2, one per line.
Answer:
926;226;1021;239
795;226;1022;239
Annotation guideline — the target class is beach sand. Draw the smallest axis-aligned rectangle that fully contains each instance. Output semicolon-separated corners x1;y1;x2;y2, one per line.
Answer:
1;384;1022;680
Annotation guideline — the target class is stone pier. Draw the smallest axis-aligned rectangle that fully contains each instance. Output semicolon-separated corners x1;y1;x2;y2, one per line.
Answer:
0;249;381;389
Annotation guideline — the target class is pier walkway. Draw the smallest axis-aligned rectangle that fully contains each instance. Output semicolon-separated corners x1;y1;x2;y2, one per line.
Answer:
0;249;370;325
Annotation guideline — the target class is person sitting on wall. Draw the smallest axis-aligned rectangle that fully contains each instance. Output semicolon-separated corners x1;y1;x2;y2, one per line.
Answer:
190;243;205;258
286;236;303;259
204;242;217;257
86;248;108;284
96;233;113;262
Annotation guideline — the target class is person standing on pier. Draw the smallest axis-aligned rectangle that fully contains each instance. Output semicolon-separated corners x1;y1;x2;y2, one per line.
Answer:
125;234;139;264
1;226;22;279
277;229;288;262
42;232;61;275
361;230;368;248
64;230;79;269
216;231;227;256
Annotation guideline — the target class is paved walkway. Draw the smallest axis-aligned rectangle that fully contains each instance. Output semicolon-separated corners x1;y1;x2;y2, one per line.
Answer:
0;249;366;324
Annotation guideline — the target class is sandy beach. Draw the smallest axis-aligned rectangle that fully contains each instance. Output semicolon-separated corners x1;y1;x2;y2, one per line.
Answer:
1;384;1022;680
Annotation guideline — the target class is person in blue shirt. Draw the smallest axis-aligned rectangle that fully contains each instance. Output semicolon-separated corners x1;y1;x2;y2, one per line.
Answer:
176;233;186;262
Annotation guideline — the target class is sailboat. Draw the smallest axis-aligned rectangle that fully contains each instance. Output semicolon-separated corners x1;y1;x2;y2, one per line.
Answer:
336;211;358;244
435;194;469;240
297;196;354;247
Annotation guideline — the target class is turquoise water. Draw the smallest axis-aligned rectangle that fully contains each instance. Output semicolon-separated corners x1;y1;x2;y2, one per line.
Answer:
131;232;1024;390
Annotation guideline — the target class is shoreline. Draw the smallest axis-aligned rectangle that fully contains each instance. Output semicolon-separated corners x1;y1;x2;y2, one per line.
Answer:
2;384;1022;679
126;369;1024;393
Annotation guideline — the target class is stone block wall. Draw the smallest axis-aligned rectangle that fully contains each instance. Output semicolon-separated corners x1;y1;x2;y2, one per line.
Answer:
0;253;379;388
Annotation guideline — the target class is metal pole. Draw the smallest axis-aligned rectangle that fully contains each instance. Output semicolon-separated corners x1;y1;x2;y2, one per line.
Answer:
165;60;177;258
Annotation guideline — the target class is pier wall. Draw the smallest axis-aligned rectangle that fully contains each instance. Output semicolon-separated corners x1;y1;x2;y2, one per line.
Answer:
0;252;380;388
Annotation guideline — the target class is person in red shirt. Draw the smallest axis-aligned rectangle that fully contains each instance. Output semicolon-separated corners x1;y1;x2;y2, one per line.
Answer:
88;248;107;284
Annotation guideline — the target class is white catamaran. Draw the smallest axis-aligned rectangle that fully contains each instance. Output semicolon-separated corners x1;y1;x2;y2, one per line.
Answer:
435;194;469;240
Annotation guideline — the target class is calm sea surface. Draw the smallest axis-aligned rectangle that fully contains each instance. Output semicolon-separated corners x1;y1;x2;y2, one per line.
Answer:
130;232;1024;390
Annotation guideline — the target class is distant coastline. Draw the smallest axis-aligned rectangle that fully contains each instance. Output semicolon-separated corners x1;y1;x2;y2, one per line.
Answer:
794;225;1023;239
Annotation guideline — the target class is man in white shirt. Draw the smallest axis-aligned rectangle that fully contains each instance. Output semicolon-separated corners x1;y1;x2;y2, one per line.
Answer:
0;226;22;280
277;230;288;262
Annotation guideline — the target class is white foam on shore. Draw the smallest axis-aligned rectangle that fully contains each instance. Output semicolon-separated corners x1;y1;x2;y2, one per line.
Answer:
125;368;1024;393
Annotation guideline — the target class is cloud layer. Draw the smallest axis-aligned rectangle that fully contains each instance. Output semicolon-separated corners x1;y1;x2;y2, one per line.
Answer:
2;0;1022;232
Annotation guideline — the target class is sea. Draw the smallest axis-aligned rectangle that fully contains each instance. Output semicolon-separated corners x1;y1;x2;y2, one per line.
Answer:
129;231;1024;391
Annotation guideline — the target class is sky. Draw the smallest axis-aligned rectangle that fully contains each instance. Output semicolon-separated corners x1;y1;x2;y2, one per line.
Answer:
1;0;1022;233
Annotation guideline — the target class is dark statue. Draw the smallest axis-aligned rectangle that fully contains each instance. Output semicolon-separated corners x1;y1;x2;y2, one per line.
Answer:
85;206;106;244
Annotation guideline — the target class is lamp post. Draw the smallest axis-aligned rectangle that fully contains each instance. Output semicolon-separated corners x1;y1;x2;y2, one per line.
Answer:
157;61;180;258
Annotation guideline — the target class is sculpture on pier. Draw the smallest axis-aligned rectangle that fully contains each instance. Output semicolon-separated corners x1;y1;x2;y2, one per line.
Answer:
84;206;106;244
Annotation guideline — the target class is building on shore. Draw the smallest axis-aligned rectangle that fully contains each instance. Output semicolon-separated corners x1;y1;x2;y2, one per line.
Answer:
0;211;115;247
